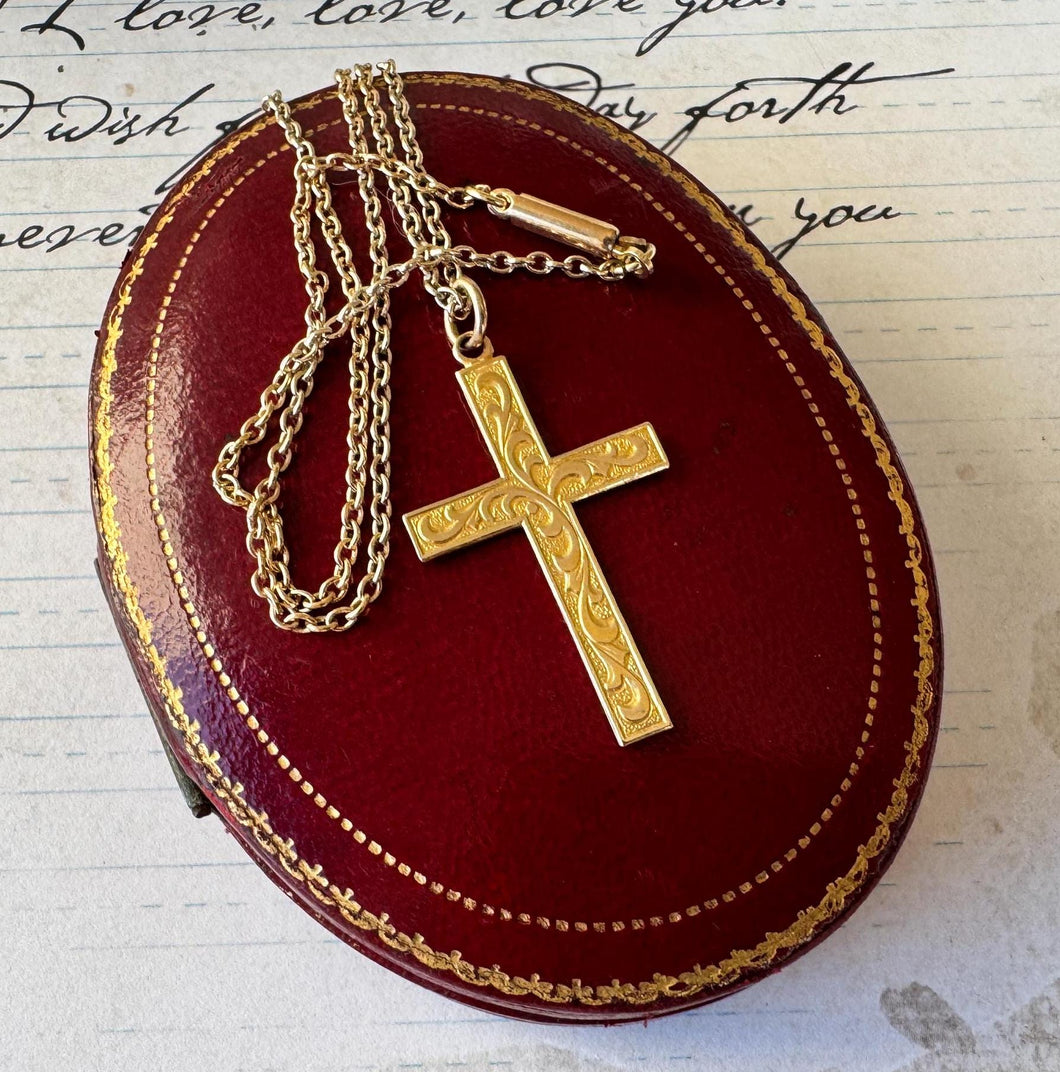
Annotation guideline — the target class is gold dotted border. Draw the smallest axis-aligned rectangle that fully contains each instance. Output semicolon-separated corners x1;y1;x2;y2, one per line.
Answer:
143;96;880;933
92;72;936;1006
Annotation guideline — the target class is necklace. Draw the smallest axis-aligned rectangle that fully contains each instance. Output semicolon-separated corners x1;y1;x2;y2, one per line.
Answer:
212;61;669;745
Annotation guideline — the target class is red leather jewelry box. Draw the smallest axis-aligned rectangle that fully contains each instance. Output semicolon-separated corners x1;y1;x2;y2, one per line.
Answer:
90;71;942;1023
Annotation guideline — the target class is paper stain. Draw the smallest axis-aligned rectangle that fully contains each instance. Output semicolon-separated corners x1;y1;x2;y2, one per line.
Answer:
881;983;976;1054
892;978;1060;1071
996;979;1060;1066
1029;609;1060;758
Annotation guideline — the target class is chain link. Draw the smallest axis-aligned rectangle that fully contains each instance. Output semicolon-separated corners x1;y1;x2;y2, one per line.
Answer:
213;61;650;632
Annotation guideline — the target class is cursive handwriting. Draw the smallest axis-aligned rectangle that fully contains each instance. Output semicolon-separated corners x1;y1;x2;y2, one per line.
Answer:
0;217;143;254
525;62;655;131
771;197;902;258
14;0;85;50
306;0;466;25
638;0;782;57
116;0;274;32
662;61;955;153
500;0;641;19
0;80;214;144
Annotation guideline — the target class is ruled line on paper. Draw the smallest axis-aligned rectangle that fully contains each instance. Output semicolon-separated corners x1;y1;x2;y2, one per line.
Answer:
0;860;253;874
0;322;98;331
817;292;1060;303
0;712;148;721
0;575;98;582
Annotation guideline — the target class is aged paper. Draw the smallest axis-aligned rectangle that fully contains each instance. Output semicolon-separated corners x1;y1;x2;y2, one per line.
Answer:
1;2;1058;1069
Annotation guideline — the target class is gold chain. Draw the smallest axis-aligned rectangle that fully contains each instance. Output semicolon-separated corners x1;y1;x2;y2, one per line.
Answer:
213;61;655;632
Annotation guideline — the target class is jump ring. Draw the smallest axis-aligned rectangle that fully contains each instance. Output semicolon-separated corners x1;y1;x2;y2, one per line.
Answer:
443;275;488;360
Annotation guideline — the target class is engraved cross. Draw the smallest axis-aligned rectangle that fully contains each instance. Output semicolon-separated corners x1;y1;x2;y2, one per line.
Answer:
403;353;672;746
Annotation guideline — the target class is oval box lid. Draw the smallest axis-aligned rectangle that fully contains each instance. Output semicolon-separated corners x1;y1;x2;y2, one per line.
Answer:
90;70;942;1023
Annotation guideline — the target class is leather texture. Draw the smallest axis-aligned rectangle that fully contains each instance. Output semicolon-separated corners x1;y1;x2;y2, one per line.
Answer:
90;72;943;1023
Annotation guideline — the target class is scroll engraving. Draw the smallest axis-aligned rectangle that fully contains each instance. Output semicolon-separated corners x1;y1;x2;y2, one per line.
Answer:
403;354;671;746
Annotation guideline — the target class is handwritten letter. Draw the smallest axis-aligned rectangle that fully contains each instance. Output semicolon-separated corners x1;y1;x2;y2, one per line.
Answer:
1;3;1058;1069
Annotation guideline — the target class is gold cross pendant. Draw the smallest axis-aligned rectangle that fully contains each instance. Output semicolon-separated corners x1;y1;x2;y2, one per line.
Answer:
403;352;673;746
